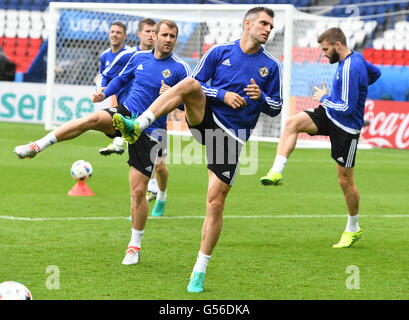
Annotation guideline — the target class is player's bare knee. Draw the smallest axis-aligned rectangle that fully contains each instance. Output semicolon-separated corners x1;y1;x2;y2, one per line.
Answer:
179;77;201;97
284;116;301;133
155;163;167;176
130;187;146;203
338;175;353;191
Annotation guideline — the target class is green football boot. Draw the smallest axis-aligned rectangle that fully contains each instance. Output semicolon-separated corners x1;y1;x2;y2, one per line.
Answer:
260;169;283;186
151;200;166;217
112;113;141;144
187;271;205;293
332;228;362;248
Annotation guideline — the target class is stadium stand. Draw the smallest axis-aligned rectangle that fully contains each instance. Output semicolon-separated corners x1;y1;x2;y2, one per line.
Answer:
0;0;408;76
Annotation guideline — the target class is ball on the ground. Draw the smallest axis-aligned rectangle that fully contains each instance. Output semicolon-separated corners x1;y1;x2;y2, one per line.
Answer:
71;160;93;181
0;281;32;300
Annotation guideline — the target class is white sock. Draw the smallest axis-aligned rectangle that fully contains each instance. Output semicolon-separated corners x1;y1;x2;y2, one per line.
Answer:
157;189;167;201
271;155;288;174
137;109;156;131
193;251;211;274
128;228;144;248
345;214;359;233
148;178;158;193
34;132;57;151
113;137;124;147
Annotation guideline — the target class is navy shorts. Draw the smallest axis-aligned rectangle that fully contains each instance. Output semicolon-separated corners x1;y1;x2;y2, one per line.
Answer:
305;106;360;168
188;107;242;186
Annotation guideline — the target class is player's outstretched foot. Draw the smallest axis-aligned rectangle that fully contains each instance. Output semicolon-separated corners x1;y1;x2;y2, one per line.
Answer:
122;246;140;265
146;191;157;202
187;271;205;293
99;143;124;156
152;200;166;217
14;142;40;159
260;169;283;186
332;228;362;248
112;114;140;144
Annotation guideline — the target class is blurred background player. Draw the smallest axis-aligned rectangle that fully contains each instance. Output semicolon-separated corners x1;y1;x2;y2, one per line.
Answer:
98;19;150;157
98;18;168;214
93;19;191;266
260;27;381;248
112;7;282;293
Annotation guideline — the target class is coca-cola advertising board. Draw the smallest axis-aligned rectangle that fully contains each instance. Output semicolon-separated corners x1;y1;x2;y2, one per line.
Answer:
361;100;409;150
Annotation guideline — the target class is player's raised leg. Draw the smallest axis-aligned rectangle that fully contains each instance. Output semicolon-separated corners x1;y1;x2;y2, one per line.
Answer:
260;111;318;185
332;165;361;248
113;77;206;143
14;110;116;159
187;170;230;293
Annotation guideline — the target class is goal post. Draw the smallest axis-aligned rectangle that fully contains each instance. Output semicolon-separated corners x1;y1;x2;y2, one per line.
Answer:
45;2;371;148
45;2;294;137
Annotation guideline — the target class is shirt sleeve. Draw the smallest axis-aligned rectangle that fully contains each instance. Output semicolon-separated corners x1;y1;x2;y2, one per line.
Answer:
320;58;359;115
101;51;133;88
103;53;137;98
259;62;283;117
365;60;381;85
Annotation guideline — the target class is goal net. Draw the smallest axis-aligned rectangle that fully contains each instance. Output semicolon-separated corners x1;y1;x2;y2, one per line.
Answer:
46;3;371;147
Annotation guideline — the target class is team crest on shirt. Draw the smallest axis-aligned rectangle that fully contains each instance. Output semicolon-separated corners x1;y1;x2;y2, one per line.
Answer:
161;68;172;79
259;66;269;78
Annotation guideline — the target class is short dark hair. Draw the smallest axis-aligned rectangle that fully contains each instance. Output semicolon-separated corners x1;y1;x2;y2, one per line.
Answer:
111;21;126;34
138;18;156;32
317;27;347;46
155;19;178;36
243;6;275;22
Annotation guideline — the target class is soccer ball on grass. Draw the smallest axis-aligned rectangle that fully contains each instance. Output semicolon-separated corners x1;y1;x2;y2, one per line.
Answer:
0;281;32;300
71;160;93;181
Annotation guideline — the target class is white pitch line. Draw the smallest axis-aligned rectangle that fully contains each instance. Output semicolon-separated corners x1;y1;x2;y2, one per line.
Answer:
1;214;409;221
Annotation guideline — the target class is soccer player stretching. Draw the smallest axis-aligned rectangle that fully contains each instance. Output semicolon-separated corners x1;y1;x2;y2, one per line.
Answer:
112;7;283;292
14;20;190;265
98;19;154;156
96;21;131;156
260;28;381;248
99;18;169;216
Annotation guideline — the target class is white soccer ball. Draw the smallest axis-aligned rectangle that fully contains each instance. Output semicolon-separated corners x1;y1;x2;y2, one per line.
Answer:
71;160;93;181
0;281;32;300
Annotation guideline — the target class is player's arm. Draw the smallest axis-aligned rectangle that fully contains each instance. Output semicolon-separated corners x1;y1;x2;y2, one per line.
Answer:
254;63;283;117
93;54;137;103
365;60;381;85
317;60;360;115
100;49;135;87
192;47;246;109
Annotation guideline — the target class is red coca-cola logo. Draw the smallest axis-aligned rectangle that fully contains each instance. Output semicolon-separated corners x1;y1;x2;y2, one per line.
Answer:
362;100;409;149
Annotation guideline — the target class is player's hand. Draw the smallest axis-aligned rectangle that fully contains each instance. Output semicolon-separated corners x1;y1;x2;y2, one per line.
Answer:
313;83;328;102
159;80;171;95
92;88;106;103
224;91;247;109
244;78;261;100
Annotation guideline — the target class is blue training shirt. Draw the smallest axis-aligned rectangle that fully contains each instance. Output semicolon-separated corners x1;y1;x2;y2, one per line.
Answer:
100;46;142;104
193;39;283;144
97;44;131;103
99;44;131;74
103;50;191;138
320;51;381;134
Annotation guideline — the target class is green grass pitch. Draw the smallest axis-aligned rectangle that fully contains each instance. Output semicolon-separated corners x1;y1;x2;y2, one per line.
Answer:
1;121;409;300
